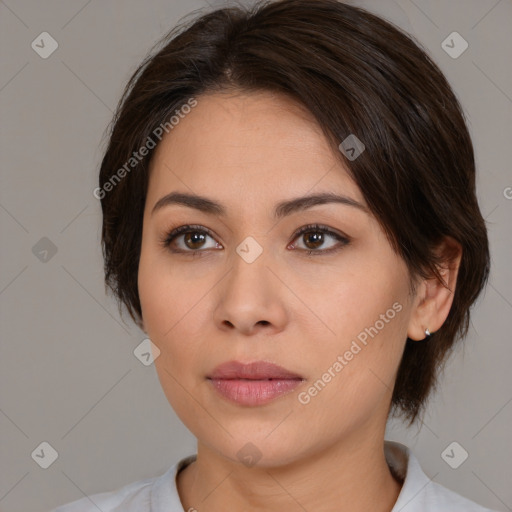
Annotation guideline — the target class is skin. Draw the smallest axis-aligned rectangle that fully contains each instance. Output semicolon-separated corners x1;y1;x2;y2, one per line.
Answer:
137;90;462;512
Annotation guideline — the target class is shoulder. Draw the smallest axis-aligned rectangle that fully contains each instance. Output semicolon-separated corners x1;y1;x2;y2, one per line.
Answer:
385;440;499;512
49;475;156;512
49;455;196;512
420;479;499;512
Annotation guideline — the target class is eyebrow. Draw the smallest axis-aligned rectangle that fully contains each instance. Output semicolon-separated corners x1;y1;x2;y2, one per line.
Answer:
151;191;369;219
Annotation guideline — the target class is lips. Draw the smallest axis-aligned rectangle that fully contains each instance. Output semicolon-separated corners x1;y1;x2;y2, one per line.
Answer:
207;360;304;406
208;360;303;380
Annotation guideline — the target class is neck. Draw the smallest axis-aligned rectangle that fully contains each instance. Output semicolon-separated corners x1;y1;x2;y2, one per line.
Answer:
177;428;403;512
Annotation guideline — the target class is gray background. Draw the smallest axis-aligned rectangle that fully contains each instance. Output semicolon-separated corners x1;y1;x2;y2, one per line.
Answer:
0;0;511;511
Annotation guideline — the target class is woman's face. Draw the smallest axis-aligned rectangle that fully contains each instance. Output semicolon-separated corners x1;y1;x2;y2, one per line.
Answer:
138;90;419;467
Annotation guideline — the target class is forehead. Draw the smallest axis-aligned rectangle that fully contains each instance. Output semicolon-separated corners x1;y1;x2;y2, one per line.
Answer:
147;90;364;208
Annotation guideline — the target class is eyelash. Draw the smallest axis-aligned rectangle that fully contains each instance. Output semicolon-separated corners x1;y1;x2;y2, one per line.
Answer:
159;223;350;257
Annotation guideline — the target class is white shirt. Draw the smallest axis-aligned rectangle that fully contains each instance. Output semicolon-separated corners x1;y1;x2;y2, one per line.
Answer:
50;440;498;511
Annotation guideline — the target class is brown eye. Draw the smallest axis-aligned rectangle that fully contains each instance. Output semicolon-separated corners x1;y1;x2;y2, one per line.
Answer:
161;224;222;254
290;224;350;255
302;231;325;250
183;231;207;250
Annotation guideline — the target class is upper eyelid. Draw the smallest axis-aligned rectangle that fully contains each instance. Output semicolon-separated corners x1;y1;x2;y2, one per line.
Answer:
293;224;348;238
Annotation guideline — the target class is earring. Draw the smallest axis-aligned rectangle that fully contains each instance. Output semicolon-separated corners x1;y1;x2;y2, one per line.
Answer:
424;327;431;339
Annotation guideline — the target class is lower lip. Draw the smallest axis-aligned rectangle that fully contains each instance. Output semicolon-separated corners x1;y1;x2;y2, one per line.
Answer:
208;378;303;406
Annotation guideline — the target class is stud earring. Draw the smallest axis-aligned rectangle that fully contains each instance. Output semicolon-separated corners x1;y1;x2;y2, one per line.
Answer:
424;327;431;339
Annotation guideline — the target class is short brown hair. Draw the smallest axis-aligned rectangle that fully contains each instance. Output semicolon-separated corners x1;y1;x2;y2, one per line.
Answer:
98;0;490;425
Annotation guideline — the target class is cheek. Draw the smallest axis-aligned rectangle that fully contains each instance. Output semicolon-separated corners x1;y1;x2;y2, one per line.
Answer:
298;322;406;442
138;242;199;341
137;245;209;380
297;254;405;346
138;255;203;420
298;266;408;409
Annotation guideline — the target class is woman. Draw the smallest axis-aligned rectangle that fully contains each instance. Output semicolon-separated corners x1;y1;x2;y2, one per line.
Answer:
52;0;497;510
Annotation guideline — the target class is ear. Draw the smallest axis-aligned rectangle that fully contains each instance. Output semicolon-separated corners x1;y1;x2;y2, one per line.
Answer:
407;236;462;341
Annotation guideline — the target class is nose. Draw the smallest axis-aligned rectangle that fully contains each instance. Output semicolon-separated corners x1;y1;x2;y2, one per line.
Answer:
212;249;289;336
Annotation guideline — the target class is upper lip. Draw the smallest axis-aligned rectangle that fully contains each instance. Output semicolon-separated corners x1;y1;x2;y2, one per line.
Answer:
207;360;303;380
